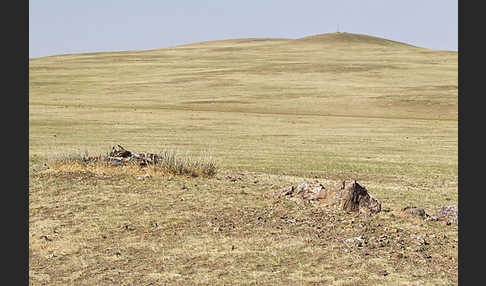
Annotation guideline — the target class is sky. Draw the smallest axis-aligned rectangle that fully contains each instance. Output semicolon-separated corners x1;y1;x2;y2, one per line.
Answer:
29;1;458;58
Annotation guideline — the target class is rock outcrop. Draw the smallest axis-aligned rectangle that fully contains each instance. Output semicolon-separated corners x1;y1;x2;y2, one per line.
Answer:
281;180;382;213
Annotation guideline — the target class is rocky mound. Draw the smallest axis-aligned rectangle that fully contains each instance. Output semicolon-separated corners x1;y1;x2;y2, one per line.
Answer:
279;180;382;214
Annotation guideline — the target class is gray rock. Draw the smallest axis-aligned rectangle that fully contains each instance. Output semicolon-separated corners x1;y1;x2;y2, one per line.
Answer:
433;205;458;224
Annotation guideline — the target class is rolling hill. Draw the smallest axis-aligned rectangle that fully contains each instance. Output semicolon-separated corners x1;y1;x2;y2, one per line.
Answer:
30;32;457;121
29;32;458;285
29;32;457;180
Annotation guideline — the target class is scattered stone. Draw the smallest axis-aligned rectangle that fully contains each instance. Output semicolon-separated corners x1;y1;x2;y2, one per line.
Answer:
413;235;429;246
344;236;365;247
394;205;458;225
432;205;458;224
225;176;239;182
378;269;389;276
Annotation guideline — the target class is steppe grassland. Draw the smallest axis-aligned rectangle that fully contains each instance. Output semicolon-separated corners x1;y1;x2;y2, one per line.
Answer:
30;35;457;207
29;33;458;285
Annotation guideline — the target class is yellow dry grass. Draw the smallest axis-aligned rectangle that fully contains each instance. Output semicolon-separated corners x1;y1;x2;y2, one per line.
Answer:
29;32;458;285
46;151;217;178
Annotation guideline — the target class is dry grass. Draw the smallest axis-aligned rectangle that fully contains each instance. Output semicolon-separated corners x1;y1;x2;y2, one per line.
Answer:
29;168;458;285
29;32;458;285
45;149;218;178
29;32;458;186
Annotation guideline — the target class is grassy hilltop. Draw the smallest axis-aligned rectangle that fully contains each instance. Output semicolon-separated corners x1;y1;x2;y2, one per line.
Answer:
29;33;458;285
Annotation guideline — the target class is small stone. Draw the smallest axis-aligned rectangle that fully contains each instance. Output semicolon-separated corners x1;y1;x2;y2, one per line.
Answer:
378;269;389;276
344;236;365;246
434;205;458;224
401;206;428;218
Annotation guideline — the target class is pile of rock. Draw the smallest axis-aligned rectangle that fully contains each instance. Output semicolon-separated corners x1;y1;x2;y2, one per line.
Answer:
280;180;382;214
278;180;458;224
107;145;159;166
83;145;159;166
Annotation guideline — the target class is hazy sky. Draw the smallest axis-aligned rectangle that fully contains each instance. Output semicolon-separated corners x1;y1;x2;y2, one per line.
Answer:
29;1;457;58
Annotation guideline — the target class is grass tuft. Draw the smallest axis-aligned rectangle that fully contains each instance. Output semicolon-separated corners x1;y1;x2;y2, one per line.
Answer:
46;149;218;178
157;150;218;177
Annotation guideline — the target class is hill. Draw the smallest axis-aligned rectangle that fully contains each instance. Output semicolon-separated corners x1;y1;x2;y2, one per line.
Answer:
30;32;457;121
29;32;457;179
29;33;458;284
